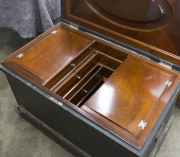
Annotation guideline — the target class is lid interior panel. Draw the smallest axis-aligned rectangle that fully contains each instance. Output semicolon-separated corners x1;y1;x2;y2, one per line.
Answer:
63;0;180;66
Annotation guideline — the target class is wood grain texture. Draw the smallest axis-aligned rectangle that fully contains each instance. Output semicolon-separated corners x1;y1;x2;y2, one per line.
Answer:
85;0;172;29
88;0;162;22
81;56;177;148
2;24;93;84
2;20;180;150
64;0;180;66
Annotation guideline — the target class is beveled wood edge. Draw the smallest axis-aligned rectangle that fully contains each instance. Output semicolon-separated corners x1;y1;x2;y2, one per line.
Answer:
43;40;96;85
1;22;180;150
80;56;179;149
3;62;44;84
2;23;94;65
3;21;179;78
137;75;180;148
3;57;179;150
84;0;172;31
1;23;95;84
81;105;138;145
1;23;94;65
1;62;180;151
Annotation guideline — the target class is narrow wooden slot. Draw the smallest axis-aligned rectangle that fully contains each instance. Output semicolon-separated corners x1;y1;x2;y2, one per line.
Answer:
77;79;104;107
45;48;97;90
46;42;129;106
69;67;113;106
97;53;121;71
55;62;101;97
65;65;103;100
54;49;123;98
97;50;123;64
73;77;105;107
53;52;99;93
44;41;128;90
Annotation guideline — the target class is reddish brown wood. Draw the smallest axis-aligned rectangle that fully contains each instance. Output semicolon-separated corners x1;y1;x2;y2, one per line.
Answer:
3;24;93;84
64;0;180;66
2;20;180;150
81;56;177;149
85;0;172;28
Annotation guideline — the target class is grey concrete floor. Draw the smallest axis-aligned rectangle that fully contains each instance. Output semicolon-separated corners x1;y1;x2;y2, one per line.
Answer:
0;27;180;157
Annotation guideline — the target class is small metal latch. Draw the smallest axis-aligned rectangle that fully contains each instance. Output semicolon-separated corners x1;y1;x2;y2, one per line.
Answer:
69;24;79;30
159;60;172;69
51;30;57;34
71;63;76;67
75;75;81;79
165;80;172;87
82;89;88;93
17;53;24;58
138;120;147;130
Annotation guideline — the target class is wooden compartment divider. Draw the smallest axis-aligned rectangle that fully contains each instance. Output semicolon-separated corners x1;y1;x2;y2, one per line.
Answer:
44;41;128;107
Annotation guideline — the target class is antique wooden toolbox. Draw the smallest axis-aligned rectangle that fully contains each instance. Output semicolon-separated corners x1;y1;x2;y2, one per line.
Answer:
1;0;180;157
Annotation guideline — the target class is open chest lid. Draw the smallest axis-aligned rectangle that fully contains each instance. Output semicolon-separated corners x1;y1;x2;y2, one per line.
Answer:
62;0;180;70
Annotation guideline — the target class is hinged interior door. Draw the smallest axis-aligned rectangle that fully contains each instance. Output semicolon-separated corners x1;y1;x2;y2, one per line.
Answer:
81;56;178;149
2;22;180;150
2;24;94;84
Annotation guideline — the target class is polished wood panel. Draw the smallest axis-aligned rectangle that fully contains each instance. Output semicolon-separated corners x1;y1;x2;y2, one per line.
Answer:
85;0;172;29
3;24;93;84
64;0;180;66
51;46;124;104
81;56;177;148
2;20;180;150
44;41;127;91
88;0;163;22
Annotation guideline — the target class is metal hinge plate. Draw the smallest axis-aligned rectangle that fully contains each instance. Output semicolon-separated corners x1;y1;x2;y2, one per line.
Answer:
138;120;147;130
159;60;172;69
69;24;79;30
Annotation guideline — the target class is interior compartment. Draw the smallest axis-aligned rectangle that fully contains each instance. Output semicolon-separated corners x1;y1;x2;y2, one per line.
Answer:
44;41;128;106
3;24;94;84
2;22;179;150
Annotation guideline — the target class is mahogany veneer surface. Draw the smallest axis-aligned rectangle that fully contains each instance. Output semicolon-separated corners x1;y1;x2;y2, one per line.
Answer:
82;56;177;148
88;0;163;22
2;23;180;150
65;0;180;66
3;25;93;84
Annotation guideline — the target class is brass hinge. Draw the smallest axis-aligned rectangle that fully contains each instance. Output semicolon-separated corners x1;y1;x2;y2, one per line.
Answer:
159;60;172;69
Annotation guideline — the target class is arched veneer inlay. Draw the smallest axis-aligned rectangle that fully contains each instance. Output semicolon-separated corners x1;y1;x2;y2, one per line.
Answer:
85;0;173;30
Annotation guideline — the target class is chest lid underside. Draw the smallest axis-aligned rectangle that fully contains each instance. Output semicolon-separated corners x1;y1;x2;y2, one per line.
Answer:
2;24;180;150
63;0;180;67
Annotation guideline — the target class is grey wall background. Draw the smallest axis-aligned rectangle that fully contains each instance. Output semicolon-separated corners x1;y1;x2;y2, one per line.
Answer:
0;0;61;38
